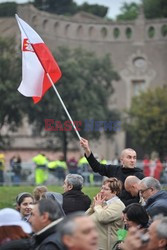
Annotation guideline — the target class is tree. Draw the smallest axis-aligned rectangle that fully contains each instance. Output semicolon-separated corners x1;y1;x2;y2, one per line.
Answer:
117;0;167;21
0;37;22;148
125;87;167;159
25;47;119;159
143;0;167;19
117;2;139;21
78;3;108;18
34;0;78;15
0;2;17;17
33;0;108;17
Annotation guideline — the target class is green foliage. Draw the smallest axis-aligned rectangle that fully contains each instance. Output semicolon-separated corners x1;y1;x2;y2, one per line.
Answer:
125;87;167;159
117;2;139;21
78;3;108;18
24;47;119;158
117;0;167;20
0;37;22;148
143;0;167;19
34;0;77;15
0;2;17;17
0;185;100;208
33;0;108;17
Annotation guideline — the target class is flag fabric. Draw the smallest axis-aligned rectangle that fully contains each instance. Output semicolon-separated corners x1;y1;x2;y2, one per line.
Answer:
15;14;62;103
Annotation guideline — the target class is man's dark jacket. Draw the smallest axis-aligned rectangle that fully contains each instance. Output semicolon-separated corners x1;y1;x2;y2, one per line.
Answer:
32;220;66;250
86;152;144;206
63;189;91;215
144;190;167;218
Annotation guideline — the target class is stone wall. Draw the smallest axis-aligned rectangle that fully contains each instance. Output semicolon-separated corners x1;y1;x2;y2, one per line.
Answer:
1;4;167;159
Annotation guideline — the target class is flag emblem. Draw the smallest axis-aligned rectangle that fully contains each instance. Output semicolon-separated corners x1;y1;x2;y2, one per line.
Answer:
22;38;34;52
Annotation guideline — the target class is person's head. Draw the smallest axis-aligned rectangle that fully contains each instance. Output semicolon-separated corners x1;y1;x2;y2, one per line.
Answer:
124;176;140;197
63;174;84;192
120;148;137;168
151;151;159;161
42;192;65;216
59;212;98;250
100;177;122;201
123;203;149;229
139;177;161;201
147;216;167;250
0;208;32;243
42;192;63;206
33;186;48;202
16;192;34;218
29;198;64;233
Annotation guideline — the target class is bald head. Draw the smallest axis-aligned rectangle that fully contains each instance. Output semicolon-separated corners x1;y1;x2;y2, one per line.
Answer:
125;176;140;197
125;176;140;187
120;148;137;168
121;148;136;158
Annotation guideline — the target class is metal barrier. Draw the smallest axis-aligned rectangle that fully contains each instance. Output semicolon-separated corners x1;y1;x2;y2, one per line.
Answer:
2;160;167;186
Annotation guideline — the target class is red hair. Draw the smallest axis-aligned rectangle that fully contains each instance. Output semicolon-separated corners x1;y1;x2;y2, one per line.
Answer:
0;225;29;243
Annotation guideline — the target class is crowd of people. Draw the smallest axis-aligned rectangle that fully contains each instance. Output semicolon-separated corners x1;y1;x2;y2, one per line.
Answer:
0;146;166;187
0;137;167;249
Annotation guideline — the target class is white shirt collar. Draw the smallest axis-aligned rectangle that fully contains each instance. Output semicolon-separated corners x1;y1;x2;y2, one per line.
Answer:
36;218;63;235
106;196;119;206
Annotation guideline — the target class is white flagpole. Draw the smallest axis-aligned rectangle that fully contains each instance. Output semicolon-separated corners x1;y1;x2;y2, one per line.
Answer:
16;14;81;140
46;73;81;140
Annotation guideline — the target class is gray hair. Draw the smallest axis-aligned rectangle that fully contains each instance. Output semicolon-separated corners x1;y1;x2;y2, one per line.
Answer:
65;174;84;190
156;216;167;239
38;198;64;221
58;212;87;236
140;177;161;191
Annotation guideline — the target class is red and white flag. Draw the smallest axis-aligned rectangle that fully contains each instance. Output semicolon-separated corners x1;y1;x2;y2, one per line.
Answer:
16;14;62;103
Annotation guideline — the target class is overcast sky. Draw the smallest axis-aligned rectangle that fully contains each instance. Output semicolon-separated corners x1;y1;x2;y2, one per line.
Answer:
0;0;142;19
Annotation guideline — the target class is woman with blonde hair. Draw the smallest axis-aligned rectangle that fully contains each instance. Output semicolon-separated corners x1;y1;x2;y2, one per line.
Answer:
33;185;48;202
86;177;125;250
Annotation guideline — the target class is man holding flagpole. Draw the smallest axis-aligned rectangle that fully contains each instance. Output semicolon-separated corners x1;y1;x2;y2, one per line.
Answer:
80;137;144;205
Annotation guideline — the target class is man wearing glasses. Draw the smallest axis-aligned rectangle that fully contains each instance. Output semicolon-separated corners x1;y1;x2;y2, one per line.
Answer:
139;176;167;218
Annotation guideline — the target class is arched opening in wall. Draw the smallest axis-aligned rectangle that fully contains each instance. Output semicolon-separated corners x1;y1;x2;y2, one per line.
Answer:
161;25;167;37
88;26;96;39
125;27;132;39
32;16;37;27
113;27;120;39
77;25;84;37
65;24;70;36
101;27;107;38
148;26;155;38
43;19;48;30
54;22;59;33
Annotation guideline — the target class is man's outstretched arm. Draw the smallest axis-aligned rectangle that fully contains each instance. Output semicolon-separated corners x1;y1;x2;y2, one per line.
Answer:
80;137;117;177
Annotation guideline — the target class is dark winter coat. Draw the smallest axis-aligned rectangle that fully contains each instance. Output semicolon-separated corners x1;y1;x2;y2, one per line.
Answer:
0;238;33;250
32;220;65;250
144;190;167;218
63;189;91;215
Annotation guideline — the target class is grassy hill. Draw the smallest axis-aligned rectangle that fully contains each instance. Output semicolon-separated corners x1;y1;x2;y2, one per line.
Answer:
0;186;100;209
